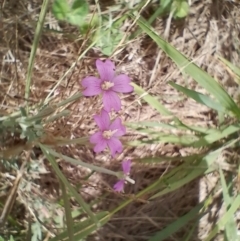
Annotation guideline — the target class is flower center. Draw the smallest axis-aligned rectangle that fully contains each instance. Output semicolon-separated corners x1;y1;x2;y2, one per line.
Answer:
102;129;118;139
101;81;114;90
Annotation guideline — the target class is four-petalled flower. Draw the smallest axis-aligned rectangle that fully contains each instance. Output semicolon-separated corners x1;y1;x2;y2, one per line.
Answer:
114;159;133;192
90;109;126;157
82;59;135;192
81;59;133;112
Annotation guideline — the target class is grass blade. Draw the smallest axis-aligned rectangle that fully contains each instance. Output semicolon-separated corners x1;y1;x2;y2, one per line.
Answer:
148;202;204;241
60;180;74;241
128;120;218;134
43;145;118;176
133;83;172;116
150;141;234;200
219;168;238;241
40;144;99;228
25;0;50;107
192;124;240;148
169;81;226;113
133;15;240;118
203;194;240;241
218;56;240;84
50;211;110;241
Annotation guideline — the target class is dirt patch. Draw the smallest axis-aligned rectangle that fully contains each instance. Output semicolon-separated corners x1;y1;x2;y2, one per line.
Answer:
1;0;240;240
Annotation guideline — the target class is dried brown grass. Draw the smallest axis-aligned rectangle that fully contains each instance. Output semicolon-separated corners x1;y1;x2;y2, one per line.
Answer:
1;0;240;240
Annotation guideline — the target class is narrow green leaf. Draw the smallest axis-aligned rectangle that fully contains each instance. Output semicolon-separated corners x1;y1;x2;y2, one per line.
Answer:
56;93;82;108
48;136;88;146
219;168;232;207
135;153;205;164
128;120;218;135
218;56;240;80
203;194;240;241
150;145;225;200
133;83;172;116
60;181;74;241
25;0;50;110
50;211;109;241
161;0;172;9
192;124;240;148
133;15;240;118
219;169;238;241
169;81;226;112
45;110;70;123
43;145;118;176
24;105;56;122
40;145;99;228
127;133;199;146
148;202;203;241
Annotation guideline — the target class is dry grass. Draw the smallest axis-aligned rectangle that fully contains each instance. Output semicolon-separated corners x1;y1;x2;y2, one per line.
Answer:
1;0;240;240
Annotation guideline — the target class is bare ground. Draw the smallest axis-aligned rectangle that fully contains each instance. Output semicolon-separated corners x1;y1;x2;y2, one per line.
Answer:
1;0;240;240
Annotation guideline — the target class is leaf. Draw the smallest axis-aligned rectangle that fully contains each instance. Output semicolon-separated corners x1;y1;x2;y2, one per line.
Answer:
31;222;42;241
218;56;240;85
219;169;238;241
160;0;172;10
43;145;118;176
192;124;240;148
50;211;110;241
60;180;74;241
95;18;124;56
66;0;89;26
25;0;50;112
150;144;228;200
52;0;70;20
98;29;123;56
133;15;240;118
148;202;203;241
203;194;240;241
40;145;99;227
174;1;189;18
169;81;226;112
66;13;84;26
133;83;172;116
128;120;217;135
71;0;88;12
9;236;15;241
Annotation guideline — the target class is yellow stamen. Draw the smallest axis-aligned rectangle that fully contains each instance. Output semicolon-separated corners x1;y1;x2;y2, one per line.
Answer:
101;81;114;90
103;129;118;139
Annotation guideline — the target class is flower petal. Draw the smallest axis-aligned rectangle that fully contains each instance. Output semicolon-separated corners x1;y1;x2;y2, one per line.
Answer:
122;160;131;174
112;74;134;93
110;118;126;136
103;91;121;112
93;141;107;153
90;132;107;153
89;131;103;144
94;109;110;130
81;77;102;96
113;179;125;192
107;137;123;157
96;59;115;81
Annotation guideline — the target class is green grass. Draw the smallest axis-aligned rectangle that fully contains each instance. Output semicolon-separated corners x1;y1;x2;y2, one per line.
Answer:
1;0;240;240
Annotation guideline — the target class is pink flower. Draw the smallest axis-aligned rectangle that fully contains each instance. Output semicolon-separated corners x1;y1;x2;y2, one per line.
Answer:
90;109;126;157
114;159;131;192
81;59;133;112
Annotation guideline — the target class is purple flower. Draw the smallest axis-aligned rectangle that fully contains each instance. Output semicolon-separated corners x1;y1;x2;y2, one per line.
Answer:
81;59;133;112
90;109;126;157
114;159;131;192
